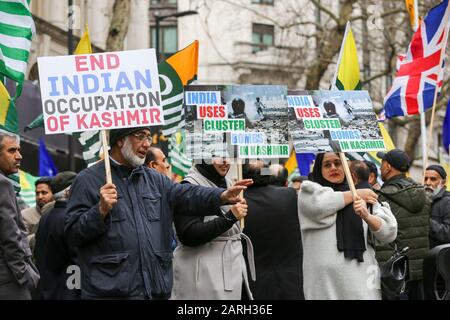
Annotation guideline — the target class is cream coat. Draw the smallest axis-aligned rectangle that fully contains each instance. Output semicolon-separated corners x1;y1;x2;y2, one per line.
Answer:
171;167;255;300
298;181;398;300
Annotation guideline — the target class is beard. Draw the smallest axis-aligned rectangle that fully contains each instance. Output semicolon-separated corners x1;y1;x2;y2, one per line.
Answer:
425;186;442;197
120;137;145;168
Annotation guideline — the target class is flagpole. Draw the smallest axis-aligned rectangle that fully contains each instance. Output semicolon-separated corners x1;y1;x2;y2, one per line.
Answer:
421;111;428;172
339;152;357;197
237;161;245;230
426;4;450;170
427;2;450;168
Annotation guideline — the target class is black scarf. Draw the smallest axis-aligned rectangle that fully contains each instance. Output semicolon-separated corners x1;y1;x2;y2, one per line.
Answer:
311;153;366;262
195;162;228;188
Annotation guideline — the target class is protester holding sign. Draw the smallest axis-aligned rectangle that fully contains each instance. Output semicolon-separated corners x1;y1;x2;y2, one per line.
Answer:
298;153;397;299
65;127;251;299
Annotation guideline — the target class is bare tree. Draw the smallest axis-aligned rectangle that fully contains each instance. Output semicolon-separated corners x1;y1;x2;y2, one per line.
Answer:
106;0;131;51
305;0;357;89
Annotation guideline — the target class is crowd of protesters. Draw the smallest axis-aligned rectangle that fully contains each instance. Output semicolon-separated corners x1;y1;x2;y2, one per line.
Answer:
1;127;449;300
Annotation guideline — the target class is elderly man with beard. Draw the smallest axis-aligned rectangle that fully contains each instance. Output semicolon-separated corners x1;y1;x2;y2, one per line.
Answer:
423;165;450;248
65;126;252;300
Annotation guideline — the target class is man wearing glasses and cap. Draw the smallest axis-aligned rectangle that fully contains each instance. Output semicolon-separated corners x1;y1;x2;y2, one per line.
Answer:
423;164;450;249
65;126;251;300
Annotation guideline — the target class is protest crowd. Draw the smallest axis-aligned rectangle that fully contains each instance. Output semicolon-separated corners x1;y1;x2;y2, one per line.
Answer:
1;0;450;302
1;126;450;300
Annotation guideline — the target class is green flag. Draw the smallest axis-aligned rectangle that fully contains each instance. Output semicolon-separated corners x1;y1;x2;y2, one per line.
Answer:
0;0;35;98
168;131;192;177
24;113;44;131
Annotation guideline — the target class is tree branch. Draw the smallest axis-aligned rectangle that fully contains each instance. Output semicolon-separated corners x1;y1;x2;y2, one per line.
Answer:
309;0;340;25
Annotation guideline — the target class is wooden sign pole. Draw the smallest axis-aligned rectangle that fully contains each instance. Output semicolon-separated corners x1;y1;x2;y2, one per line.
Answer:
101;130;112;184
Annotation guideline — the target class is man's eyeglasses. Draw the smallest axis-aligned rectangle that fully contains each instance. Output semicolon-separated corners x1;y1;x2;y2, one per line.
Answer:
132;132;152;143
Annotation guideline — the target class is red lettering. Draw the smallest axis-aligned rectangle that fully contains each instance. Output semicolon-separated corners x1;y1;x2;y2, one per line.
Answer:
218;105;226;118
90;113;101;128
46;116;59;132
75;56;88;71
77;53;120;72
198;105;227;119
126;110;140;125
296;107;321;119
101;112;113;128
107;54;120;69
198;106;206;118
139;109;149;125
60;115;70;131
89;55;104;71
312;108;321;118
207;107;214;118
113;111;126;127
295;108;304;119
149;108;161;124
77;114;88;129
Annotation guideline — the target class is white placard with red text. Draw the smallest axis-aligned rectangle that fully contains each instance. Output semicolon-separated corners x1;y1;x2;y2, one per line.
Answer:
38;49;162;134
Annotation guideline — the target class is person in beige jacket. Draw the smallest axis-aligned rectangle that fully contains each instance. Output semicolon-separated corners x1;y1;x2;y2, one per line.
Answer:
21;177;54;251
172;159;253;300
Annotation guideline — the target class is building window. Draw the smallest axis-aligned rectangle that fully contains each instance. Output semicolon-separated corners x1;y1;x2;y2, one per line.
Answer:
252;23;274;53
251;0;274;4
150;0;177;4
151;26;178;59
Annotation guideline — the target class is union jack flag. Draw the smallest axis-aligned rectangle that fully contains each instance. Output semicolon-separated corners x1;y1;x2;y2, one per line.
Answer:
384;0;450;118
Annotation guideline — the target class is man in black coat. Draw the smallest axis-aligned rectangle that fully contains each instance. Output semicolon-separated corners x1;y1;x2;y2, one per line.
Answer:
423;165;450;248
242;161;304;300
34;171;79;299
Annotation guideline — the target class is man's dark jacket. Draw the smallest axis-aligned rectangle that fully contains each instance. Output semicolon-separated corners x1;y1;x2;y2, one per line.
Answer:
429;188;450;248
0;172;38;298
65;160;224;299
376;174;431;281
243;185;304;299
35;200;80;299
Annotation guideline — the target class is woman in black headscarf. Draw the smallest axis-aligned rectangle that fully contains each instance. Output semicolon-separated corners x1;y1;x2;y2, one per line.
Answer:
298;153;397;300
171;159;254;300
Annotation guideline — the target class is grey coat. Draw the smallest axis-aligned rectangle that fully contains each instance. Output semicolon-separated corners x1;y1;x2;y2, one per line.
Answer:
171;167;255;300
0;172;39;299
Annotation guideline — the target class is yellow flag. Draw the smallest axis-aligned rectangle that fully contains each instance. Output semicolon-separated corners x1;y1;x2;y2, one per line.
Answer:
285;151;298;176
332;22;361;90
405;0;419;32
75;26;93;55
0;81;10;127
442;163;450;191
0;80;17;133
368;123;396;163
